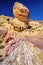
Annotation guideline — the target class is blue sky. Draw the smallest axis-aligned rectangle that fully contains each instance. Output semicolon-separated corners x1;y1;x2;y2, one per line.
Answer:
0;0;43;20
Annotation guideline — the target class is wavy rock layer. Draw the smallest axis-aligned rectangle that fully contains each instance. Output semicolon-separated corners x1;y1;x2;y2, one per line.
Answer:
0;38;43;65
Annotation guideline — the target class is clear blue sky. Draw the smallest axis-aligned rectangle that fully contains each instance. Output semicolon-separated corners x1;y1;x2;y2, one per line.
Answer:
0;0;43;20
